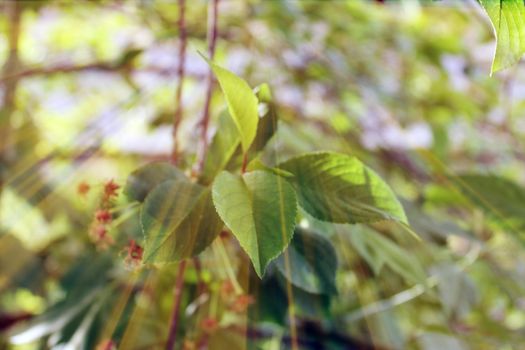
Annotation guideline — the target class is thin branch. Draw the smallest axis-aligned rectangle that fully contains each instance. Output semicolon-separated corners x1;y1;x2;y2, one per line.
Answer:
165;3;190;348
165;260;188;350
0;61;116;82
195;0;220;173
0;61;206;83
171;0;188;164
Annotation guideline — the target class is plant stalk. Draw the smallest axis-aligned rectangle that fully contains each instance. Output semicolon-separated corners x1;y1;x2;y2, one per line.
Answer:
171;0;187;164
195;0;220;172
165;260;188;350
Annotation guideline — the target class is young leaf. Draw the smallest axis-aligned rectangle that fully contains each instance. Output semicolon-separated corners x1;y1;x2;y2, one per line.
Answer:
199;112;241;185
274;227;338;296
212;170;297;277
214;84;278;171
205;57;259;153
479;0;525;73
141;180;223;263
249;83;278;157
278;152;407;225
124;162;186;202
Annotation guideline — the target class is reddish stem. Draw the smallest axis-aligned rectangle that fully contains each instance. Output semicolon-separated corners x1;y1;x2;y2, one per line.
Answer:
241;153;248;174
166;2;220;348
195;0;220;172
165;260;188;350
165;2;190;348
171;0;187;164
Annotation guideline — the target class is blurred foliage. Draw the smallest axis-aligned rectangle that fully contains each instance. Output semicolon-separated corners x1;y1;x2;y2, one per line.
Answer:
2;1;525;350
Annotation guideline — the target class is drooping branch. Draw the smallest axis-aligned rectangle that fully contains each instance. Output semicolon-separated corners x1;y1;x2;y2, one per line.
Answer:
171;0;188;164
195;0;220;173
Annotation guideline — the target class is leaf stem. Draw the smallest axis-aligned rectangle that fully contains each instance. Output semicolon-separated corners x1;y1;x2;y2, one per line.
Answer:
241;153;248;174
165;260;188;350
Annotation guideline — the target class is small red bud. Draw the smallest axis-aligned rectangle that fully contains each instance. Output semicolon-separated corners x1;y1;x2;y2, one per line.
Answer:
220;280;235;300
231;294;255;313
200;317;219;333
89;225;114;250
96;339;116;350
95;209;112;223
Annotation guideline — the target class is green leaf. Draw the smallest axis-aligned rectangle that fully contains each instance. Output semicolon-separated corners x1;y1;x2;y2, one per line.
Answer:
348;225;427;285
480;0;525;73
199;112;241;185
206;58;259;153
216;84;278;172
212;170;297;277
455;174;525;231
124;162;186;202
141;180;223;263
402;200;473;242
278;152;407;225
274;227;338;295
430;263;478;319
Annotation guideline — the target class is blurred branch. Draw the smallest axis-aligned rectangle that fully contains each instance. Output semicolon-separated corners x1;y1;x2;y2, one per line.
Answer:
195;0;220;173
0;0;22;199
344;282;433;324
379;149;430;182
171;0;188;164
0;61;117;82
0;58;206;84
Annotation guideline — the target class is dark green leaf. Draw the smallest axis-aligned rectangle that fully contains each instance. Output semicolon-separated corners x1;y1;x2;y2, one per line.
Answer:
124;162;186;202
275;227;338;295
141;180;223;263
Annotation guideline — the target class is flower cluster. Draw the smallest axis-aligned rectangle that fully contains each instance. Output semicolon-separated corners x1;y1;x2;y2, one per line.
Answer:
88;179;120;250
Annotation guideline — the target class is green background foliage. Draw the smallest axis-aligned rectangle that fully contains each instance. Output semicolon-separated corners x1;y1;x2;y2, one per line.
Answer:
2;1;525;349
